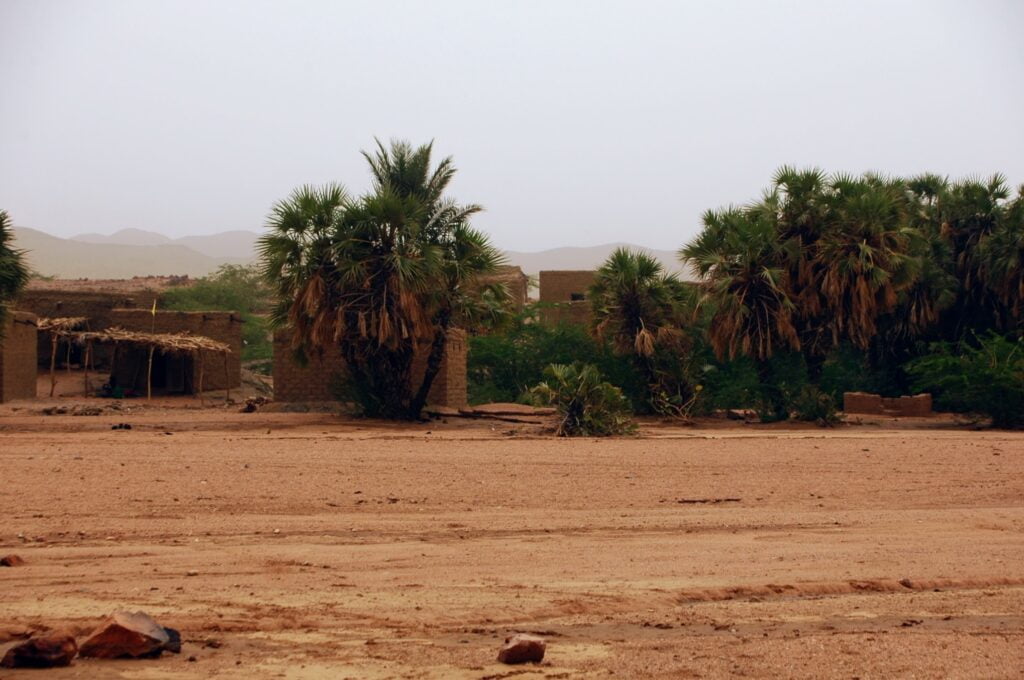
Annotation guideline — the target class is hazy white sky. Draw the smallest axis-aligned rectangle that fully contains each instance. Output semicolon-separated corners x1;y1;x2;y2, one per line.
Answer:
2;0;1022;251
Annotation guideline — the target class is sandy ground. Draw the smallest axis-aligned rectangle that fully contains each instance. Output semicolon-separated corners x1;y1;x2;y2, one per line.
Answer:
1;397;1022;679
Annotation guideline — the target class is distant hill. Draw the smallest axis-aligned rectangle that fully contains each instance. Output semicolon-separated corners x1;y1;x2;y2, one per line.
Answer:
73;228;260;259
504;242;694;280
15;227;694;281
13;228;249;279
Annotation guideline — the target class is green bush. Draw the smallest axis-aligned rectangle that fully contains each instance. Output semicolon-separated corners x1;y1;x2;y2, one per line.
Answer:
529;363;636;436
161;265;272;362
468;305;645;407
906;333;1024;428
789;385;841;426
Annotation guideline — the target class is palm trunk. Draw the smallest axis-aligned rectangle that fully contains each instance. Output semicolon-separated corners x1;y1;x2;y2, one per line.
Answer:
410;309;452;419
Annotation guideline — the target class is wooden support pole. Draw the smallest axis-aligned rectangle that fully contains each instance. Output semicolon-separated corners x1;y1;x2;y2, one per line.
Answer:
197;351;205;405
65;341;72;374
83;342;92;396
146;345;155;401
223;351;230;403
49;333;58;397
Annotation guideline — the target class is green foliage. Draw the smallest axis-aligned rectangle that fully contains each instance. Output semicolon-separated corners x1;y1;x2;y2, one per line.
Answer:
0;210;30;334
789;385;840;426
589;248;700;418
467;306;646;408
906;333;1024;428
161;265;272;362
529;363;636;437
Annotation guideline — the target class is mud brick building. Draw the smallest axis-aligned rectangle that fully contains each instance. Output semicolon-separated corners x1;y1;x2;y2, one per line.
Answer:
843;392;933;417
107;309;242;394
476;265;530;311
538;270;595;326
273;329;468;408
0;311;38;402
17;280;166;367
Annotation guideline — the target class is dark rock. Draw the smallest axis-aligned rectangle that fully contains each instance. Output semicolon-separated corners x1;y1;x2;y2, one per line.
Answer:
0;632;77;668
162;627;181;654
0;554;25;567
78;611;171;659
497;633;546;664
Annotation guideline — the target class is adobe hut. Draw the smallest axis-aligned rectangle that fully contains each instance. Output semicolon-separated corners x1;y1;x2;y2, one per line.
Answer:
0;311;38;403
273;329;468;408
538;270;595;326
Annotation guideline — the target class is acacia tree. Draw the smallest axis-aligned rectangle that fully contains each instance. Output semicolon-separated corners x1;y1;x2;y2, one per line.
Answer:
0;210;30;335
259;141;504;419
589;248;695;416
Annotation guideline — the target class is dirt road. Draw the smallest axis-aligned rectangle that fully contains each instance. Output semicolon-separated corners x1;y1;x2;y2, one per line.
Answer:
1;406;1022;678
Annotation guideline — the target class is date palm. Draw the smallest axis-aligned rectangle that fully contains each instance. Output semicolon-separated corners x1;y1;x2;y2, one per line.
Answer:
260;141;504;419
0;210;30;334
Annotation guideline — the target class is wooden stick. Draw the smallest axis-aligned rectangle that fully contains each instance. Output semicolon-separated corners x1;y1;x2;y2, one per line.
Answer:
83;342;91;396
49;333;58;397
197;351;205;404
146;345;155;401
65;341;72;374
223;351;230;403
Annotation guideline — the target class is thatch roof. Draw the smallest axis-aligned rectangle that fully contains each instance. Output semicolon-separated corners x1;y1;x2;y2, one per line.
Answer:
38;316;89;333
65;327;231;355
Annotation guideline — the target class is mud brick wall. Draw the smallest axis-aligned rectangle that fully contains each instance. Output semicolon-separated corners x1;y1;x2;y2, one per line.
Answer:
539;270;595;326
108;310;242;390
476;266;530;311
273;329;468;407
882;394;933;417
0;311;38;402
844;392;933;417
843;392;884;415
17;290;158;367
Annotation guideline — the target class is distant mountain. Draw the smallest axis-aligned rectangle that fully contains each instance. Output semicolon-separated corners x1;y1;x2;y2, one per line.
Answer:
16;227;694;282
503;242;695;280
72;228;172;247
13;227;249;279
73;228;260;259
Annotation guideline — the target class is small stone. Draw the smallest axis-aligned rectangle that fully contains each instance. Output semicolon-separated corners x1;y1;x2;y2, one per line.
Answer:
1;632;78;668
78;611;172;658
186;570;199;577
497;633;546;664
0;554;26;567
162;627;182;654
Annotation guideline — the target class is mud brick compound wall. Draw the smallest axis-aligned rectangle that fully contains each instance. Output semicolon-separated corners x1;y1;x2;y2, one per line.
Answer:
108;310;242;391
17;289;159;367
843;392;933;417
273;329;468;408
0;311;38;402
539;270;595;326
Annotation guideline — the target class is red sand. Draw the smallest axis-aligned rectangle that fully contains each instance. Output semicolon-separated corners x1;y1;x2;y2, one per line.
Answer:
1;401;1022;678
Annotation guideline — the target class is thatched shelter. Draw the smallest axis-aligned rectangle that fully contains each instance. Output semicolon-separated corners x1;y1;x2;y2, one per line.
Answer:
38;318;232;401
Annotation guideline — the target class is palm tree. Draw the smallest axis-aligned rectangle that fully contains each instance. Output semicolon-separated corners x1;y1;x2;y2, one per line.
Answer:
589;248;694;416
0;210;30;335
681;206;799;419
259;142;504;419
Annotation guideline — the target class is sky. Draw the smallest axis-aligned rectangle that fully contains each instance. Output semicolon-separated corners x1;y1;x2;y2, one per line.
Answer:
1;1;1022;252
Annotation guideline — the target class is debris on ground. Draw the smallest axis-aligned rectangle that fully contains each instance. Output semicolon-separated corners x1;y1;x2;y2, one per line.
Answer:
0;632;78;668
78;611;178;659
0;554;26;567
497;633;546;664
239;396;271;413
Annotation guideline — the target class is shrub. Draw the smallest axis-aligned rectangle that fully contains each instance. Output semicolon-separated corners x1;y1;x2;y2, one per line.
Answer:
161;265;272;362
529;363;636;437
906;333;1024;428
468;306;645;407
789;385;841;426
